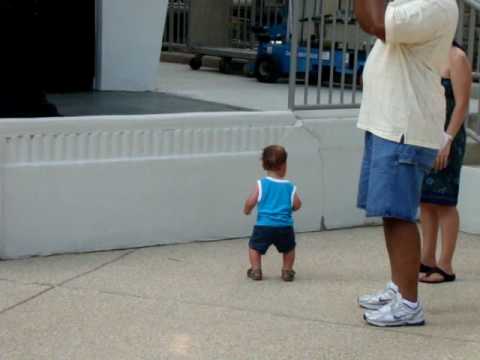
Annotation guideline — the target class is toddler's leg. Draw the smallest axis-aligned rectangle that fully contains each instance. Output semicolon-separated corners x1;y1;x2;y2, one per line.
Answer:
282;249;295;271
247;249;263;280
249;248;262;270
281;249;296;282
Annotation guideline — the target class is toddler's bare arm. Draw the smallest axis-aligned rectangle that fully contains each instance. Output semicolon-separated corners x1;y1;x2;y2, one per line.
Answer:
293;193;302;212
244;184;259;215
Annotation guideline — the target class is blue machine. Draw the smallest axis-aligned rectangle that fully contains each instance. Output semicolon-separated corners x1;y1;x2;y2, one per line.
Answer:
252;21;367;84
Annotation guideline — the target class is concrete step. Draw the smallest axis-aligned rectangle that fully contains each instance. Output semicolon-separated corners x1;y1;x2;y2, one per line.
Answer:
459;165;480;234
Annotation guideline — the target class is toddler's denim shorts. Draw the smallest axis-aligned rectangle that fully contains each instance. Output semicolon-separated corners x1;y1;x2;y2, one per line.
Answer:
249;226;296;255
357;132;437;223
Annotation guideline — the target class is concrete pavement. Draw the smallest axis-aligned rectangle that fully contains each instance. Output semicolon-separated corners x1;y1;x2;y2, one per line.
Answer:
1;227;479;359
157;62;480;114
157;62;360;112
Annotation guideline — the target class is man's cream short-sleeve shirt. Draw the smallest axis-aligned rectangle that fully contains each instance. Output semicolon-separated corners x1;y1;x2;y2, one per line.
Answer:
357;0;459;149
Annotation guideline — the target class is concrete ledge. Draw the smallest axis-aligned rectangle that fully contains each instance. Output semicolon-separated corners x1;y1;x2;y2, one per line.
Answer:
0;110;371;259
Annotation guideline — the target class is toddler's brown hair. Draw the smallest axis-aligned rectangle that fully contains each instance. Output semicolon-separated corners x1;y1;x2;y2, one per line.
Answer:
262;145;288;171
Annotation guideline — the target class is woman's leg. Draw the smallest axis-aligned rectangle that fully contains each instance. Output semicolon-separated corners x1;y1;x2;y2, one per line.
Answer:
437;205;459;275
420;203;440;268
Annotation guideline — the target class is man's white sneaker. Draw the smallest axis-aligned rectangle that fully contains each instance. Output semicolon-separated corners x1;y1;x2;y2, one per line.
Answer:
358;282;399;310
363;297;426;327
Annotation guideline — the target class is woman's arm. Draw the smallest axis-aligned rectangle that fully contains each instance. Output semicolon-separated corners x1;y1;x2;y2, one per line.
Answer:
447;49;472;138
435;48;472;171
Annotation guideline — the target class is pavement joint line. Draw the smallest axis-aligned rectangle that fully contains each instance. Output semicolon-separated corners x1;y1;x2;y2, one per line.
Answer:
0;251;138;316
0;286;55;316
0;250;138;289
48;284;480;346
57;249;137;287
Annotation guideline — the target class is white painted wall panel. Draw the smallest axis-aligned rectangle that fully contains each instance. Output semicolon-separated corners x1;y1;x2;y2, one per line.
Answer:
458;166;480;234
0;110;386;259
97;0;168;91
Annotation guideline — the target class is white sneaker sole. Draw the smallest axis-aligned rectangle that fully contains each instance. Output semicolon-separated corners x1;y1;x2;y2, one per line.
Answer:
363;314;426;327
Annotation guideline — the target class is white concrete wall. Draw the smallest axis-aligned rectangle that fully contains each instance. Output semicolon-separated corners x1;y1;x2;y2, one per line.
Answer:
458;166;480;234
96;0;168;91
0;110;372;259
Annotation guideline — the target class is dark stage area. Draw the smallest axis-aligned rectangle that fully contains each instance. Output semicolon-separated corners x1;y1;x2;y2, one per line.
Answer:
47;91;250;116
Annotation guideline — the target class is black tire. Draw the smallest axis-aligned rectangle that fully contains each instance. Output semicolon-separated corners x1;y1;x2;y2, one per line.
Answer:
219;58;232;74
255;55;280;83
189;56;202;70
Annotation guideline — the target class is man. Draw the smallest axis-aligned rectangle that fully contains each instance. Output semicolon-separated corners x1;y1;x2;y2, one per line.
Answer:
354;0;459;327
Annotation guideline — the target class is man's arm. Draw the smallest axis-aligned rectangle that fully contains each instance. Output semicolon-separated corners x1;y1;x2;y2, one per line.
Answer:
354;0;386;41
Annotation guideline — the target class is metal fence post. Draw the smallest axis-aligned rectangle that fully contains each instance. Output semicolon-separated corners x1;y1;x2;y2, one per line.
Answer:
288;0;299;109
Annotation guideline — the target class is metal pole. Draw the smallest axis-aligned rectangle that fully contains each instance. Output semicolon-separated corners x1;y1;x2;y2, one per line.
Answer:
243;0;248;47
176;2;181;44
186;0;192;47
230;0;236;47
288;0;299;109
328;7;337;105
168;1;174;49
468;9;476;63
251;0;257;48
316;0;326;105
457;0;465;45
352;21;360;104
340;0;350;105
260;0;264;27
304;0;313;105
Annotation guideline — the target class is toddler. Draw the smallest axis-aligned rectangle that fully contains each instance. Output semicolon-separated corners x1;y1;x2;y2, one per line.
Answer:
244;145;302;281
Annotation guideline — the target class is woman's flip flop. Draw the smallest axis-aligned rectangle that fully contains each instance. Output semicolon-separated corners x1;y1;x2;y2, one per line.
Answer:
419;263;435;274
420;267;456;284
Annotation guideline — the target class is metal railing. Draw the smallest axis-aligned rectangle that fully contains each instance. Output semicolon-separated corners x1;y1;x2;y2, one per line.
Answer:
287;0;480;121
163;0;191;49
458;0;480;78
288;0;372;110
231;0;288;48
162;0;287;50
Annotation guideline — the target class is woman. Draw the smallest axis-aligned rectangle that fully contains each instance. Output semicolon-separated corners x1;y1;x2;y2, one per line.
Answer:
419;41;472;284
